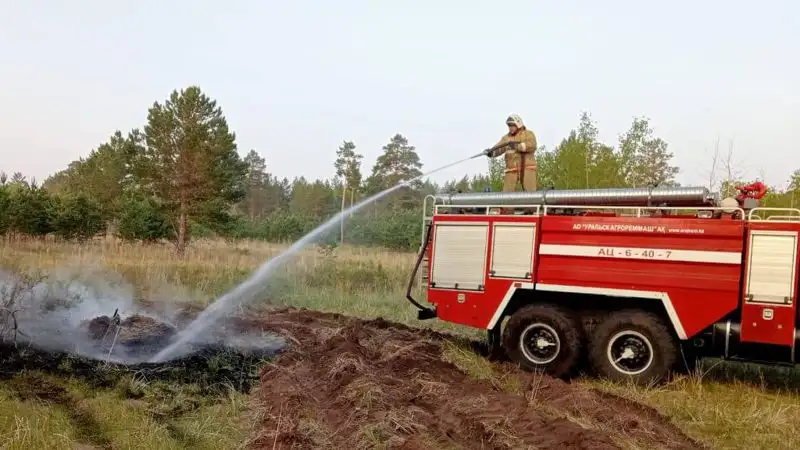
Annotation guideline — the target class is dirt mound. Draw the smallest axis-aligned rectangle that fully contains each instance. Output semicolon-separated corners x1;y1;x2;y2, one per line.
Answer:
119;315;176;345
86;314;176;346
86;315;113;339
249;308;701;449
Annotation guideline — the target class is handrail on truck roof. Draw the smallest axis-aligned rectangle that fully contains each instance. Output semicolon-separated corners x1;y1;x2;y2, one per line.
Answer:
747;207;800;223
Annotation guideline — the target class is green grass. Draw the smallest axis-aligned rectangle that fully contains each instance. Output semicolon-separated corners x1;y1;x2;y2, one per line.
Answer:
0;372;251;449
1;236;800;448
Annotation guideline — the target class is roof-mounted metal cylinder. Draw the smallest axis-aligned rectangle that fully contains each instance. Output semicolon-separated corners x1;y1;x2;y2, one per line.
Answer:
433;186;719;208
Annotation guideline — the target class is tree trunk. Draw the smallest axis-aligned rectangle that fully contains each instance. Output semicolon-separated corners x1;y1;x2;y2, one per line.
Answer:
340;182;347;244
349;188;354;217
176;200;188;259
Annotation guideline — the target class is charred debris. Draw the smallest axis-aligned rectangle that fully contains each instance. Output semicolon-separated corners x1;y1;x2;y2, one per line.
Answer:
0;308;286;395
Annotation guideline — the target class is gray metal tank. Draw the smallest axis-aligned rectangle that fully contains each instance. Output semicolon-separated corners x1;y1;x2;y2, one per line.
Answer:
434;186;718;207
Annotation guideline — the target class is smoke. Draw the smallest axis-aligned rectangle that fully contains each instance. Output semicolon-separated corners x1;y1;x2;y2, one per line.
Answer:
0;265;285;365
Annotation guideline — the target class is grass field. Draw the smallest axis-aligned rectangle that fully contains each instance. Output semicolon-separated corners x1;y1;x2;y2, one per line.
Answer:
1;236;799;449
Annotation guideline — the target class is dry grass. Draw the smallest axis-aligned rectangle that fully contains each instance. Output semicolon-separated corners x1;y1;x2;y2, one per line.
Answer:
1;235;800;449
1;235;414;306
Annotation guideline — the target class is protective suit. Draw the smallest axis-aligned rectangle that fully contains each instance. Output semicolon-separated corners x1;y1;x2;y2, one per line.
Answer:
487;114;538;192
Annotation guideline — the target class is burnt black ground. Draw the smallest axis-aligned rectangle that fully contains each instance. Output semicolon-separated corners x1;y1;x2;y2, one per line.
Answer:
0;340;283;394
1;311;286;395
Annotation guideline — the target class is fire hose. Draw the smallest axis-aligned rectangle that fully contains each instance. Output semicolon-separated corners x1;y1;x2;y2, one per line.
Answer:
405;223;436;320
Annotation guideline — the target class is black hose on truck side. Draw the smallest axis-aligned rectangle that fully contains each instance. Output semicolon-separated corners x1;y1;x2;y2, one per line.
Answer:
405;223;437;320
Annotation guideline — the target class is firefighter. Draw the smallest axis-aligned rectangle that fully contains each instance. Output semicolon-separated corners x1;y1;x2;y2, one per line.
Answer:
485;114;538;192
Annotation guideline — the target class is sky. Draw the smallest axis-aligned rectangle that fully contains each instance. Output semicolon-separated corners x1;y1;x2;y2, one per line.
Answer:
1;0;797;190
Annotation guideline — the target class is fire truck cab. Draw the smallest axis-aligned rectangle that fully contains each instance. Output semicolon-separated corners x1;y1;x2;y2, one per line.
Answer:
405;184;800;385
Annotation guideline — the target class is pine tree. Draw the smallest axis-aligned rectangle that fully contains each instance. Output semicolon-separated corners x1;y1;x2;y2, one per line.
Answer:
137;86;247;257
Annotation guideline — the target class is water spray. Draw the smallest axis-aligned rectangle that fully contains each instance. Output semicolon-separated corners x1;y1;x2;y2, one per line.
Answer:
150;150;484;363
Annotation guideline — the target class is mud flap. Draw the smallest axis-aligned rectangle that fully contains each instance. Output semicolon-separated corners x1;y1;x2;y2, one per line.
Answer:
418;309;437;320
487;326;504;361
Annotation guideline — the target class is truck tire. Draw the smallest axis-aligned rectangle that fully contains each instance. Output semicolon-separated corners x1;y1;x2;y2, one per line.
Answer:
588;310;677;385
501;304;581;378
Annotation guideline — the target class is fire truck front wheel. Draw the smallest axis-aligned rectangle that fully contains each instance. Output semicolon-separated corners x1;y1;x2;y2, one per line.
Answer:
501;304;581;378
588;310;677;385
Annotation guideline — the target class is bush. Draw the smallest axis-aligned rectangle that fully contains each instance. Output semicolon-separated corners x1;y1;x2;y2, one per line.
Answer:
5;184;55;236
0;187;9;235
116;196;172;242
230;211;422;251
343;212;420;251
50;195;105;241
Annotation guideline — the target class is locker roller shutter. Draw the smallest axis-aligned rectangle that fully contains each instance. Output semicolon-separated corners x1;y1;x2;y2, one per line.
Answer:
746;231;797;304
490;223;536;279
430;222;489;290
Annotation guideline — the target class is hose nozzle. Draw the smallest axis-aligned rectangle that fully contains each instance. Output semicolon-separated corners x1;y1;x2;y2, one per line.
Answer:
472;148;491;159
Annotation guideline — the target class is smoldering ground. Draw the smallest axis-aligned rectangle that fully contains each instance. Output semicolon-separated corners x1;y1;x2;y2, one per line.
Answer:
0;266;285;392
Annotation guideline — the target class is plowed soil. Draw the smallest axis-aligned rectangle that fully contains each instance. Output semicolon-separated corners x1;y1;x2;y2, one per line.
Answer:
247;308;702;450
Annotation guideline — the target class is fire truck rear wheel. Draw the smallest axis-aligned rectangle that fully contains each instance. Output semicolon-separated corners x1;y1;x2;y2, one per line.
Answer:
588;310;677;385
501;304;581;378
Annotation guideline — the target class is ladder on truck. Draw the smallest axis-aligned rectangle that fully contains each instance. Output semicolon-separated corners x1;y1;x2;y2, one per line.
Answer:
419;217;431;283
418;195;435;284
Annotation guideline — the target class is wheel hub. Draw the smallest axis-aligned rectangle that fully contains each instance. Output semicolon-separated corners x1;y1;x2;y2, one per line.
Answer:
607;330;654;375
520;323;561;365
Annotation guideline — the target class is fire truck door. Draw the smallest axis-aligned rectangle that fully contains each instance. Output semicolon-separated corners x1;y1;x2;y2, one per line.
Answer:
739;229;799;347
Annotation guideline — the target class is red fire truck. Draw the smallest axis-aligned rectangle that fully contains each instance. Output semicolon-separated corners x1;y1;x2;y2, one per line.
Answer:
404;183;800;384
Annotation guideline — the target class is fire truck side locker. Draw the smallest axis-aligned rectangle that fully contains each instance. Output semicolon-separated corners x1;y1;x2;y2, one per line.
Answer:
731;222;800;362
